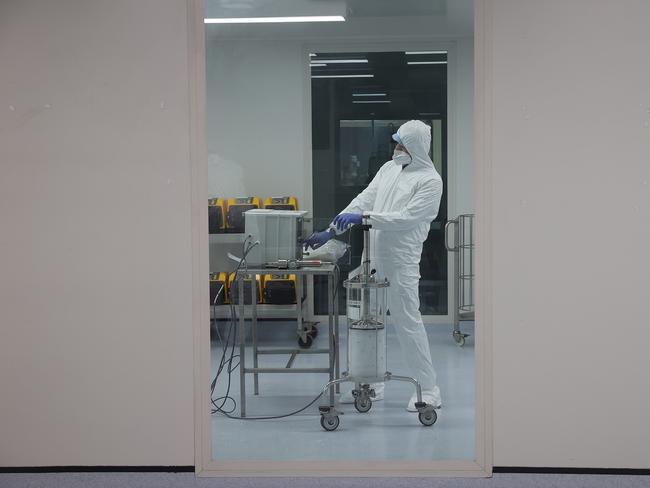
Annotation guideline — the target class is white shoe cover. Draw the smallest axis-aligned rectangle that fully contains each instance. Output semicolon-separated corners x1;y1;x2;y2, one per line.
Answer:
407;387;442;412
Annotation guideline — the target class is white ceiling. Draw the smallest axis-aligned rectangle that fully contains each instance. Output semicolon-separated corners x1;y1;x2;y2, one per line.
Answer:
205;0;459;18
204;0;475;39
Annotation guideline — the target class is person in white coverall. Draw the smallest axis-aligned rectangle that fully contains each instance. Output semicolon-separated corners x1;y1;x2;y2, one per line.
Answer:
304;120;443;411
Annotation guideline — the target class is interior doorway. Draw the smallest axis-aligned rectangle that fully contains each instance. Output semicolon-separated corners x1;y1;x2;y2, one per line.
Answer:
191;0;489;476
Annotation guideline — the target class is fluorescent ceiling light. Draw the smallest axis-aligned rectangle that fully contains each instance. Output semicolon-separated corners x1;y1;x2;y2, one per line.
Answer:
405;51;447;55
310;63;327;67
407;61;447;65
309;53;316;56
313;59;368;64
353;100;391;104
204;15;345;24
352;93;387;97
312;74;374;79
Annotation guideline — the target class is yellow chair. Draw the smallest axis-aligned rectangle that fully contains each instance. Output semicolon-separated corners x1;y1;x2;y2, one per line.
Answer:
226;197;260;232
208;198;226;234
263;196;298;211
228;272;263;304
209;272;228;305
263;274;297;305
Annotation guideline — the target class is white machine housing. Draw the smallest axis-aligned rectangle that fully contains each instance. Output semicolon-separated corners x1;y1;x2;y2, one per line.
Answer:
244;209;307;266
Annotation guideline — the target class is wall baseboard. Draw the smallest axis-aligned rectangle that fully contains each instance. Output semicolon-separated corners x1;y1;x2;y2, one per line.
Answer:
2;466;648;476
0;466;195;473
494;467;650;475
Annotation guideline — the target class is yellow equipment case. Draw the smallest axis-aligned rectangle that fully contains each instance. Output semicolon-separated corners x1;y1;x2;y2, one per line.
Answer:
226;197;260;232
228;272;263;304
263;196;298;211
210;272;228;305
263;274;297;305
208;198;226;234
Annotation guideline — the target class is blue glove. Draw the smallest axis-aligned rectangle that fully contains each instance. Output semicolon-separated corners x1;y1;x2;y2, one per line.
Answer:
303;230;333;250
333;213;363;231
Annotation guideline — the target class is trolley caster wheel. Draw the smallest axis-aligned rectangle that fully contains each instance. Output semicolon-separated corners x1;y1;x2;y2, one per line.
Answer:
304;325;318;339
354;397;372;413
320;415;340;431
418;410;438;427
453;331;466;347
298;335;313;349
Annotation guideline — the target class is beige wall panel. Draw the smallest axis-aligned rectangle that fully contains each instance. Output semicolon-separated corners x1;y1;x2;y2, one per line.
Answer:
489;0;650;468
0;0;195;465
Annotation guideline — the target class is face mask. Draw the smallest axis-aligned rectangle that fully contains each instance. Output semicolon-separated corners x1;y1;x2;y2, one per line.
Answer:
392;149;412;166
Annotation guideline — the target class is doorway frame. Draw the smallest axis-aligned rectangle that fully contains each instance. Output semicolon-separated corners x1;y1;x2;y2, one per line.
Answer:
190;0;494;477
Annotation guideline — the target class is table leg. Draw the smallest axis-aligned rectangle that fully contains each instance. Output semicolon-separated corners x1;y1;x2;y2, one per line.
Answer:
252;273;259;395
328;274;334;406
239;275;246;417
295;274;303;341
334;276;340;394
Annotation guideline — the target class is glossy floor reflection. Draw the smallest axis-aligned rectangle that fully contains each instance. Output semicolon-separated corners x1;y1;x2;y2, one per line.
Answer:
211;320;475;461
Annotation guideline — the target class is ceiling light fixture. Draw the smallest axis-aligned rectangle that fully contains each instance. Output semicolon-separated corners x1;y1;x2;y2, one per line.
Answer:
312;74;374;79
352;93;387;97
204;16;345;24
405;51;447;55
353;100;391;104
407;61;447;65
313;59;368;64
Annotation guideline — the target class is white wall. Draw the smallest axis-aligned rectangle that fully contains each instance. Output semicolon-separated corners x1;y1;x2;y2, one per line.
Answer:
454;37;475;215
206;41;309;207
489;0;650;468
0;0;194;466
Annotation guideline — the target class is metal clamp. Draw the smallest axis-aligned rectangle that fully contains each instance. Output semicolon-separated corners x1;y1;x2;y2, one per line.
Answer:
265;259;324;269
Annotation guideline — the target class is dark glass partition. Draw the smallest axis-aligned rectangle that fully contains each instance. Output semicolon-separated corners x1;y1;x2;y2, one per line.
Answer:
311;51;448;316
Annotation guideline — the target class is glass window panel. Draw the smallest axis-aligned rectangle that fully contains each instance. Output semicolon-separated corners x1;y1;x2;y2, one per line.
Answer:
204;0;475;464
312;52;448;316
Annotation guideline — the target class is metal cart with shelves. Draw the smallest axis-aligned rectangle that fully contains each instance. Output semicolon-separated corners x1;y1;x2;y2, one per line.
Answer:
235;264;340;417
445;214;475;346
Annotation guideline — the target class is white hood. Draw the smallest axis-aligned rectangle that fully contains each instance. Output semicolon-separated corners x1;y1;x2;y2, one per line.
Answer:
395;120;434;169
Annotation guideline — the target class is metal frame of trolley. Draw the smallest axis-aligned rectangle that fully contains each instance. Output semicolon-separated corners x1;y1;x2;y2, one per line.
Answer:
235;265;340;417
445;214;475;346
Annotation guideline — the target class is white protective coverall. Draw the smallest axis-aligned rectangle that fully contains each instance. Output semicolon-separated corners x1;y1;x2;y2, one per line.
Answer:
337;120;443;408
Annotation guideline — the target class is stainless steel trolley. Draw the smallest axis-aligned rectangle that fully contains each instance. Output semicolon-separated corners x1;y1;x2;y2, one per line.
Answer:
236;265;340;417
317;221;439;431
445;214;475;347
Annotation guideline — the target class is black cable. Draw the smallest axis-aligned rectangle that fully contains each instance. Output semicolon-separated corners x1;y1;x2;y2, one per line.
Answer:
211;238;256;415
210;316;237;414
211;283;226;345
211;301;242;413
212;292;330;419
215;249;249;412
211;237;337;421
214;390;326;421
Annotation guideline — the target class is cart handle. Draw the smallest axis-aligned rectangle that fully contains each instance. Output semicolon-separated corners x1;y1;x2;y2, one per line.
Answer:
444;219;459;252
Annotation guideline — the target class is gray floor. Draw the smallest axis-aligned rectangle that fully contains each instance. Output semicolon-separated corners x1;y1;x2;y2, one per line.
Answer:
211;319;475;461
3;473;650;488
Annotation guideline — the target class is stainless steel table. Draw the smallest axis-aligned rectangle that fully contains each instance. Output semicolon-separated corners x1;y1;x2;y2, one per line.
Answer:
237;264;340;417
